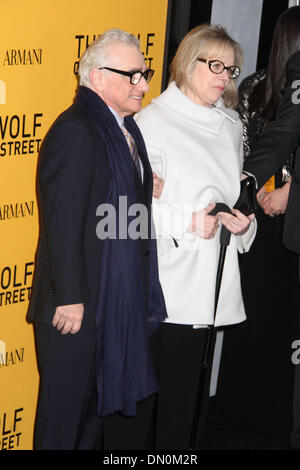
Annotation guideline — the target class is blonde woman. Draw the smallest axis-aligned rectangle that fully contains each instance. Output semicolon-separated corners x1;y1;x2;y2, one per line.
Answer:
136;24;256;449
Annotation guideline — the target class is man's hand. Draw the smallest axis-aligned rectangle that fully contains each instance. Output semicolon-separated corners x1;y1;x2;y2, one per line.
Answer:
52;303;84;335
187;202;219;239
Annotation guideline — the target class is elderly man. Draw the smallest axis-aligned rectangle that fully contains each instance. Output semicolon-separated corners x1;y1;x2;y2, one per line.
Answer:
27;28;166;450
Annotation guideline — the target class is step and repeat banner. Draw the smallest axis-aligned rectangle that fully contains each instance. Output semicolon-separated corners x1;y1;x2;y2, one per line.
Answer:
0;0;169;450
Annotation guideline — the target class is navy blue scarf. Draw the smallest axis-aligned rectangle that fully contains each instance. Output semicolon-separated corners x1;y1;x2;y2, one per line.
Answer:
76;86;167;417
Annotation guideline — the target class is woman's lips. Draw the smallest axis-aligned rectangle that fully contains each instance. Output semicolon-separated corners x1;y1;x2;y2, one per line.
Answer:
214;85;225;92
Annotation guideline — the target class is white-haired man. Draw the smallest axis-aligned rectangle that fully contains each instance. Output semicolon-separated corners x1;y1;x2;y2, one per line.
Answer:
28;28;166;450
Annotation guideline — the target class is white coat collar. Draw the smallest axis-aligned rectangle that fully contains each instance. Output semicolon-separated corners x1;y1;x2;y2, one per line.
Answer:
151;81;239;135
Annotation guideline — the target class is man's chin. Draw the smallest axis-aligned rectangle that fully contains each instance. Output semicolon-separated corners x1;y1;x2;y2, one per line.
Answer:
129;103;143;115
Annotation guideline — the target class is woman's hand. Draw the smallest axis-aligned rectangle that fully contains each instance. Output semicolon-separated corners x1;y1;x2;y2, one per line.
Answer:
217;209;255;235
153;172;164;199
256;185;267;209
257;182;291;217
187;202;219;239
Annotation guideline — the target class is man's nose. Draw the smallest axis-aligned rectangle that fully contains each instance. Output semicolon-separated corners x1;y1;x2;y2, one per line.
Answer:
138;76;150;92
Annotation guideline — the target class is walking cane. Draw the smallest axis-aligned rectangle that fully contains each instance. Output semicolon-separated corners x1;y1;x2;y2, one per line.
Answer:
189;202;232;450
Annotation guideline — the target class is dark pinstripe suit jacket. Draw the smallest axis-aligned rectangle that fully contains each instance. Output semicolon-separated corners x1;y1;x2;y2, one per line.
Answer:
27;101;153;329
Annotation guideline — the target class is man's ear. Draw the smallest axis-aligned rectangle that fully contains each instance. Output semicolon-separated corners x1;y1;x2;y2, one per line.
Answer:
89;68;104;93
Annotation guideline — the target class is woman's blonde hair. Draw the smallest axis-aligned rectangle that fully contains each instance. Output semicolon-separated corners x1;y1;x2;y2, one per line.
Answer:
169;24;243;109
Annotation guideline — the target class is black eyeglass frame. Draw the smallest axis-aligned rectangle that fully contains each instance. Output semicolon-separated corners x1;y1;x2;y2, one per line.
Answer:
197;58;240;79
98;66;154;85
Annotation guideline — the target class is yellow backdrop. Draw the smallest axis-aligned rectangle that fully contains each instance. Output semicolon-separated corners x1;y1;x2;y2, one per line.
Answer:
0;0;168;450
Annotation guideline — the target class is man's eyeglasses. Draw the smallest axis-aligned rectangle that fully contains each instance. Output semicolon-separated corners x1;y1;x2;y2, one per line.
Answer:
197;58;240;79
99;67;155;85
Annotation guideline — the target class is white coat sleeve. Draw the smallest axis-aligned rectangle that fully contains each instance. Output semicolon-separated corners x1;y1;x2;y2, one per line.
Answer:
148;143;192;243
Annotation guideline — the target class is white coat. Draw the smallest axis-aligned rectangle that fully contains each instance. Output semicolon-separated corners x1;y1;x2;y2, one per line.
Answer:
135;82;256;327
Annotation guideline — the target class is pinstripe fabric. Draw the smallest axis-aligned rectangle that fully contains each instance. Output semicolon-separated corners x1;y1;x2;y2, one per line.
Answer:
121;124;141;180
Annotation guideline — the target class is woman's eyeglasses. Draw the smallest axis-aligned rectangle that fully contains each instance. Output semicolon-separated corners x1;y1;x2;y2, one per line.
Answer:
197;58;240;79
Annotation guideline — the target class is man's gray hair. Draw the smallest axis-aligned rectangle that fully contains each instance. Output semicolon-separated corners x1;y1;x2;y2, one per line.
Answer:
78;28;140;87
